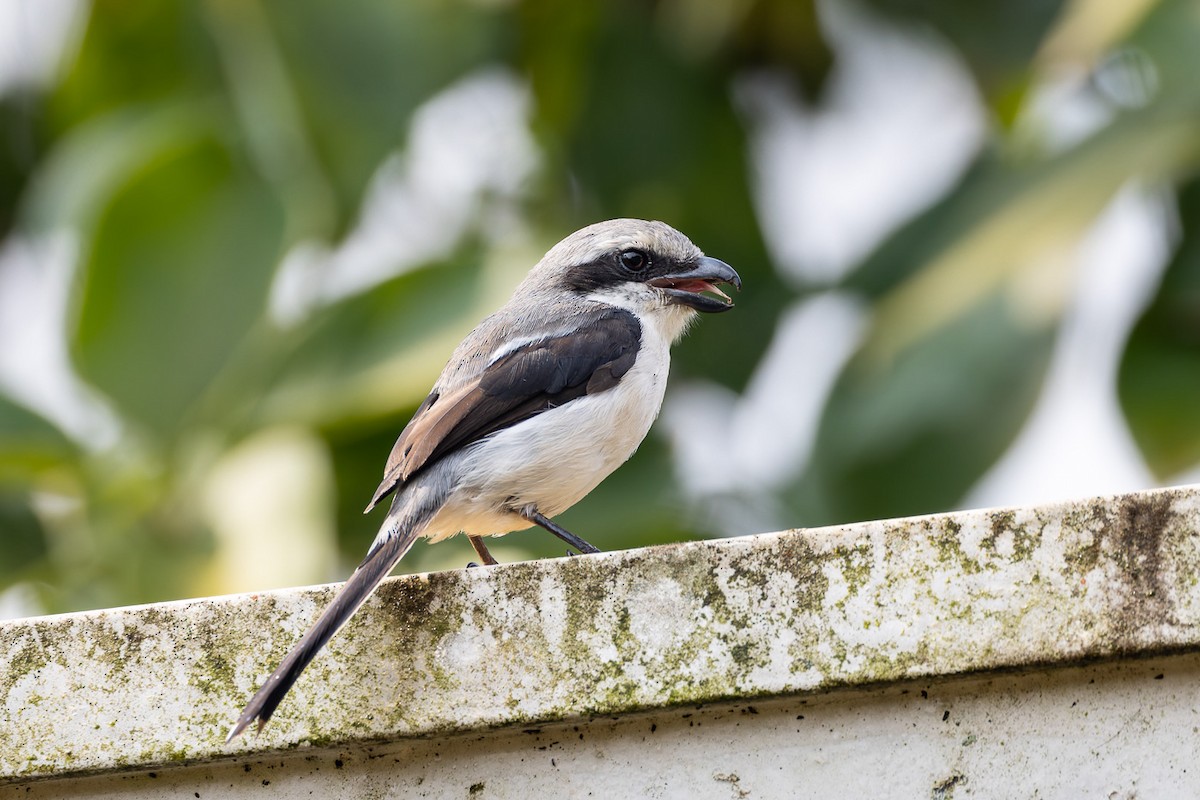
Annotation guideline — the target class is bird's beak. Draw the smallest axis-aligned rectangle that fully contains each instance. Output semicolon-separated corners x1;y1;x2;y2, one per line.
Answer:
648;256;743;313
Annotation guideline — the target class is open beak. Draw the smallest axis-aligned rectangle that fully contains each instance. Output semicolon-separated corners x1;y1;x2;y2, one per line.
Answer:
648;256;743;313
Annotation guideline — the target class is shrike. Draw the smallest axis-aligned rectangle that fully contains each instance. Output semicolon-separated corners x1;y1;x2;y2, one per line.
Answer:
228;219;741;740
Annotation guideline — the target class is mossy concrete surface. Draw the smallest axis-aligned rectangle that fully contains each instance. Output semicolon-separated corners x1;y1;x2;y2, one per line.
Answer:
3;485;1200;782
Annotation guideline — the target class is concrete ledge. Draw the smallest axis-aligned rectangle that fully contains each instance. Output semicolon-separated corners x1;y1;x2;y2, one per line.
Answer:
4;485;1200;784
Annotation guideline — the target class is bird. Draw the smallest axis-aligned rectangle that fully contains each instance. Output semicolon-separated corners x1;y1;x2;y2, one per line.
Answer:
226;218;741;741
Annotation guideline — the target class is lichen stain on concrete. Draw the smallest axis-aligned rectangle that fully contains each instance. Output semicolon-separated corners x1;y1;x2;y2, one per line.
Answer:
1111;492;1174;629
1095;491;1200;653
4;486;1200;782
930;771;966;799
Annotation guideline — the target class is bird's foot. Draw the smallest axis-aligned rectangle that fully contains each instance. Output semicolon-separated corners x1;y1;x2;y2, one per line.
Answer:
468;534;500;566
517;505;601;555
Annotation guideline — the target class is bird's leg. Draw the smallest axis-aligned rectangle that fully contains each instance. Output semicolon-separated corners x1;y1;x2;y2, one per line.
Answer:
518;505;601;555
468;535;500;567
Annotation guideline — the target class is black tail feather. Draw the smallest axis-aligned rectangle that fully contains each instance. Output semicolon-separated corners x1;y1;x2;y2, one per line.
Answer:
226;519;421;742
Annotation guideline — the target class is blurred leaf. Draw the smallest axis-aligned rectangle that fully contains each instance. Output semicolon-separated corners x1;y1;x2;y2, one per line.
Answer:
848;158;1003;300
862;0;1067;106
250;249;488;431
731;0;833;99
261;0;506;236
201;0;338;243
0;92;47;240
849;107;1200;361
50;3;223;132
517;1;601;140
70;124;285;440
1037;0;1160;67
0;394;74;480
1119;178;1200;477
1124;0;1200;96
849;0;1200;311
801;292;1054;524
0;490;47;583
24;102;215;235
50;508;215;613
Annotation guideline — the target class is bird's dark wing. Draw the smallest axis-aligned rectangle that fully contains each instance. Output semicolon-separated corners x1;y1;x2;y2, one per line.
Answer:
365;307;642;511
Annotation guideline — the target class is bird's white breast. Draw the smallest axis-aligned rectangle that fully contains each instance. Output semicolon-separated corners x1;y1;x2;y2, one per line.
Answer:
422;308;678;542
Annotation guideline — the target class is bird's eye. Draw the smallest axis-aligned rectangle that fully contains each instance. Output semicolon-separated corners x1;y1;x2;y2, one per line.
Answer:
619;249;649;272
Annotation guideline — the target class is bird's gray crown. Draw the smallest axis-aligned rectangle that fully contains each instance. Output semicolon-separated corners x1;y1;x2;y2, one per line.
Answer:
547;219;701;268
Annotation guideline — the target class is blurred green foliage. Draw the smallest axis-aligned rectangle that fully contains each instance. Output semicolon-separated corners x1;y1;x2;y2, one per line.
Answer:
1;0;1199;614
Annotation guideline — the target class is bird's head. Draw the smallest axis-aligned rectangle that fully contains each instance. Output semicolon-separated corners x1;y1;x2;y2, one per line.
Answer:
527;219;742;337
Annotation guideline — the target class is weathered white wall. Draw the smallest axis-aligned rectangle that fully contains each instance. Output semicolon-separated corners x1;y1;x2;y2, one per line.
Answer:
7;653;1198;799
4;486;1200;798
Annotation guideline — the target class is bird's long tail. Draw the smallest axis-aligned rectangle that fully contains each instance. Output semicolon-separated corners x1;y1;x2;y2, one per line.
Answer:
226;489;440;742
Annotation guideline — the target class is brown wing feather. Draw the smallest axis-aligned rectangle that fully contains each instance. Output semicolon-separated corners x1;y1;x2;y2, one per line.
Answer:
365;384;470;511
